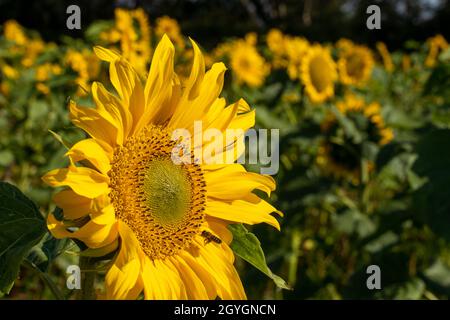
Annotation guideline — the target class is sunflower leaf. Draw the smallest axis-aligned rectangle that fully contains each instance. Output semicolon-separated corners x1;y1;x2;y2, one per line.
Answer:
0;182;47;295
412;129;450;241
228;224;291;290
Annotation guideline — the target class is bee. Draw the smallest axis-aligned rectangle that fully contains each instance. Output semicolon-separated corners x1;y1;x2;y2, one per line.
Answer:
201;230;222;244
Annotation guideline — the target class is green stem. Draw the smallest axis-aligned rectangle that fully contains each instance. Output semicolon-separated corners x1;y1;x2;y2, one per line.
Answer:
77;256;96;300
288;230;301;286
23;260;65;300
39;272;66;300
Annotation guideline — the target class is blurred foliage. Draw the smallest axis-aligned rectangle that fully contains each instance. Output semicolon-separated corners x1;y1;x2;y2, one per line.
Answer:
1;6;450;300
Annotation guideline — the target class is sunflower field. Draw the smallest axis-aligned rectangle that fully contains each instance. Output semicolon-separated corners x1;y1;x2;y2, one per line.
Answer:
1;6;450;300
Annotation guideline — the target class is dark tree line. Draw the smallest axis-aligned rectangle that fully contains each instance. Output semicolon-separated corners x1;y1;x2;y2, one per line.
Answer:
0;0;448;48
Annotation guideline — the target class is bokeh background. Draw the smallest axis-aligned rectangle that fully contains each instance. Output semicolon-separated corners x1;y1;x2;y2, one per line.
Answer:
1;0;450;299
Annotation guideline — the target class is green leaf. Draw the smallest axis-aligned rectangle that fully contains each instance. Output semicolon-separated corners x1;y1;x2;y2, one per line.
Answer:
423;62;450;101
333;209;376;238
412;129;450;241
228;224;291;290
0;182;47;295
26;233;70;272
48;129;71;150
423;259;450;295
374;277;425;300
0;150;14;167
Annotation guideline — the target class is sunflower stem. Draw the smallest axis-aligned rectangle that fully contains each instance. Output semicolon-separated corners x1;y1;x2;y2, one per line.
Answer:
78;256;96;300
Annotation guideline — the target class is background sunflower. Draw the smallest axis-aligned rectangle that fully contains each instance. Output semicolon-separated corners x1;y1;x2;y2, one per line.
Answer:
1;0;450;301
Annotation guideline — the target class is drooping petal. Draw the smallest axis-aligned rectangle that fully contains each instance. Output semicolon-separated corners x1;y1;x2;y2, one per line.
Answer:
206;198;281;230
204;164;276;200
47;213;118;248
53;189;92;220
90;204;116;225
42;166;109;199
66;138;112;174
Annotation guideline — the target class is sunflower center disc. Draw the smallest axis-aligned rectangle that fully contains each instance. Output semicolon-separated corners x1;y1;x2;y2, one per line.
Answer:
143;159;192;226
109;125;206;260
310;55;331;92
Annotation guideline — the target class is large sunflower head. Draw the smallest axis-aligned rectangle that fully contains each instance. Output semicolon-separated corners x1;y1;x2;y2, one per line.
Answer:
43;35;281;300
317;94;393;182
229;40;270;88
338;44;374;86
300;45;337;104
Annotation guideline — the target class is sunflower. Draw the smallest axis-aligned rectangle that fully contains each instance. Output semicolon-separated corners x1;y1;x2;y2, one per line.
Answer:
42;35;281;300
338;45;374;86
1;64;19;80
376;42;394;73
100;9;151;77
285;36;309;80
425;34;448;68
155;16;185;49
317;94;393;182
229;40;270;87
66;49;100;96
266;28;287;69
3;21;46;68
335;38;354;52
3;20;28;46
266;28;285;56
35;63;62;95
300;45;337;104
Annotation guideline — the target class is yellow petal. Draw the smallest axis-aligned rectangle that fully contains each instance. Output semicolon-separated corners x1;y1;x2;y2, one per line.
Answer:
169;62;226;131
134;35;176;133
204;164;275;199
170;255;216;299
42;166;109;199
93;46;121;62
53;189;92;220
141;257;187;300
92;81;132;141
206;198;281;230
205;217;233;244
90;204;116;225
105;221;143;299
47;213;118;248
69;100;120;148
188;239;246;299
110;59;140;107
182;38;205;100
66;138;112;174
